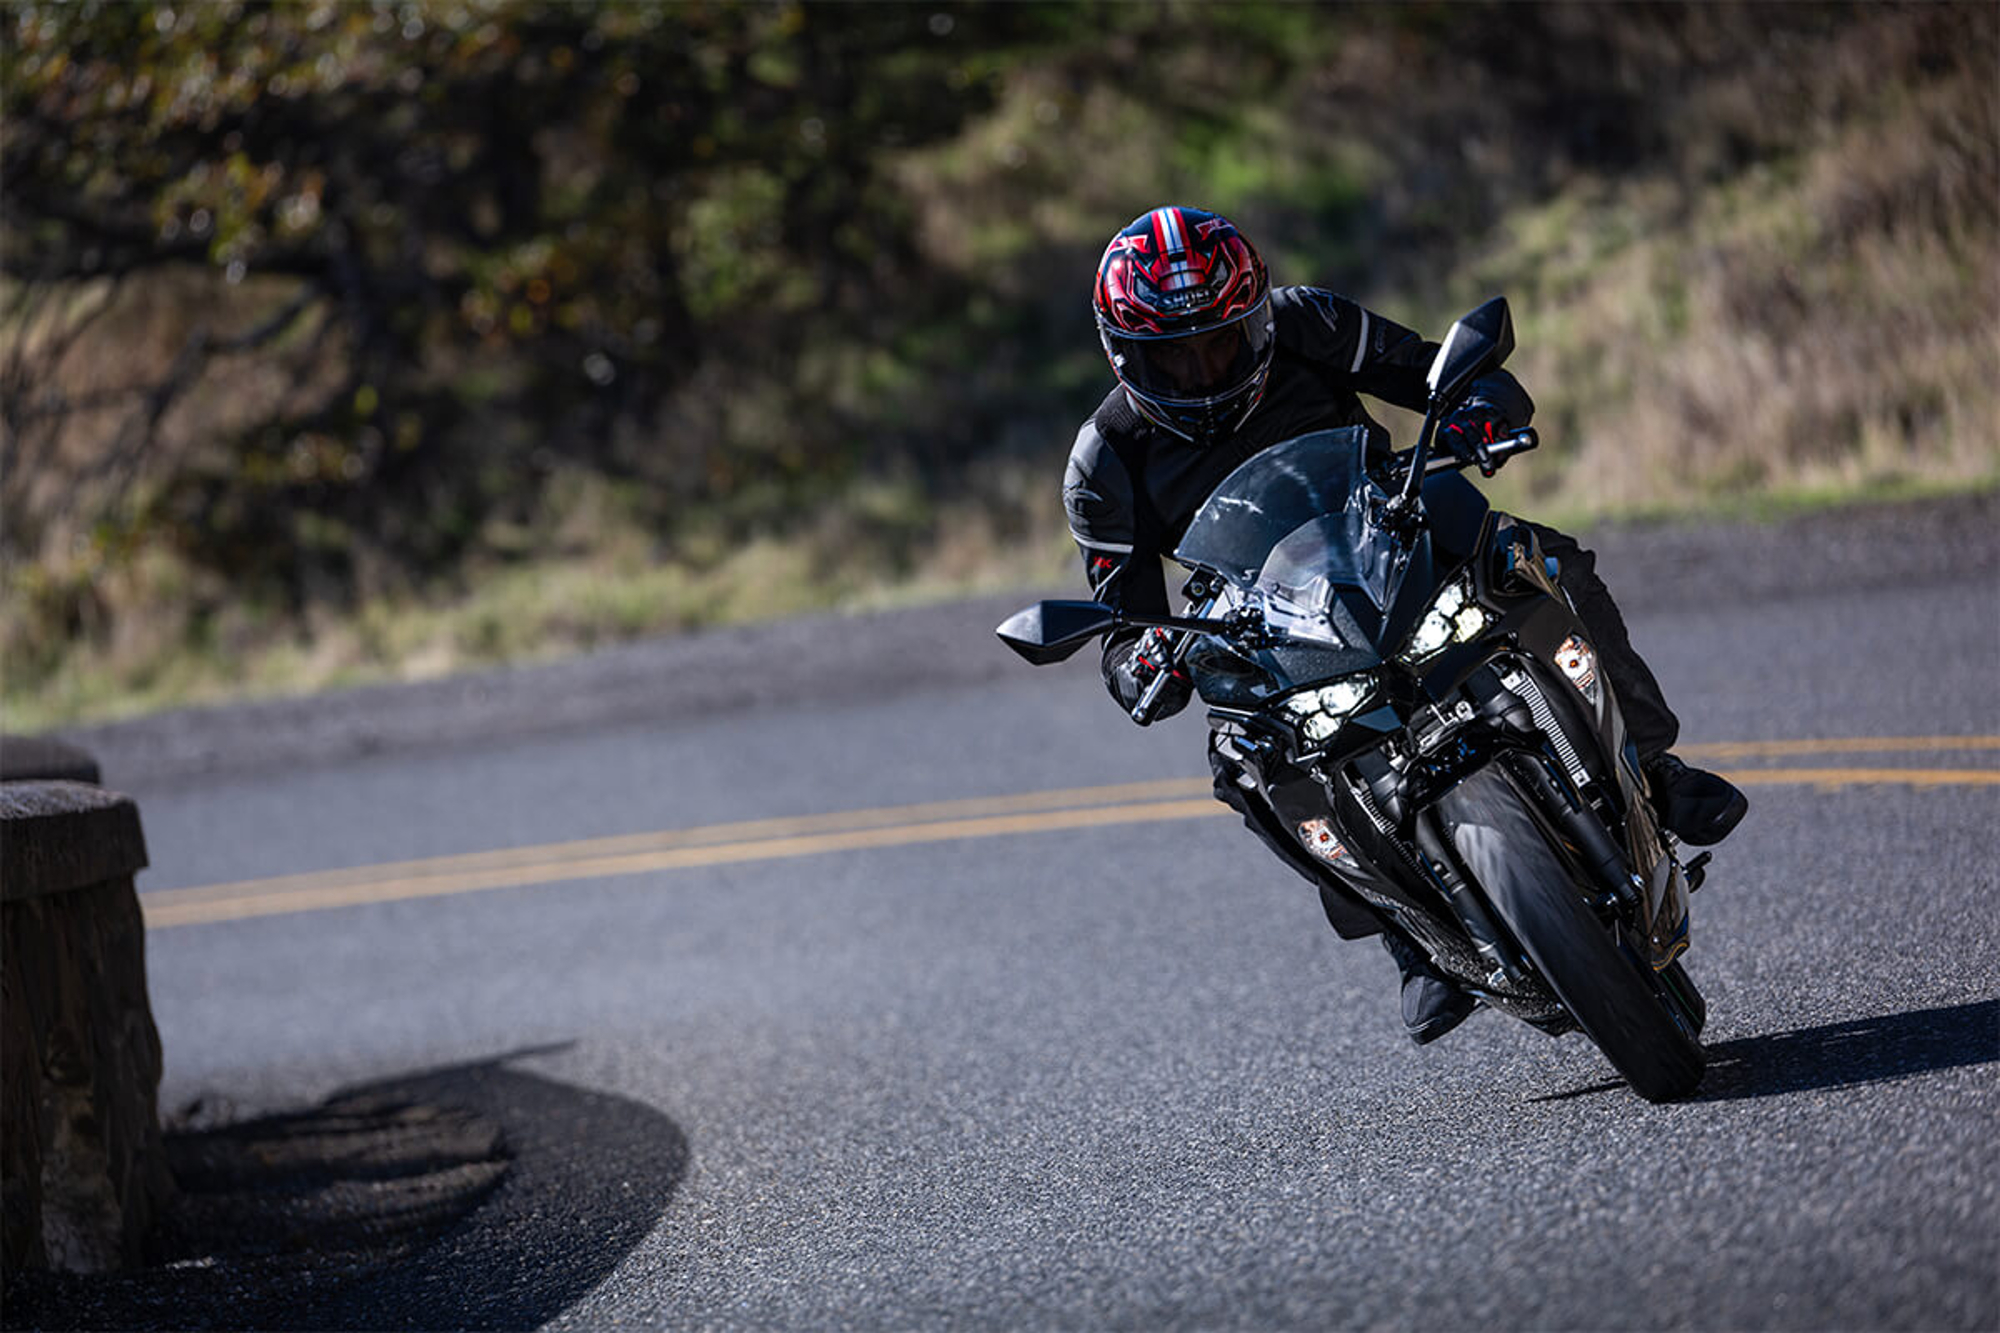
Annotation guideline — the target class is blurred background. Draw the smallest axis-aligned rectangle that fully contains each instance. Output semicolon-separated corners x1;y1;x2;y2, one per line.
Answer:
4;0;1995;730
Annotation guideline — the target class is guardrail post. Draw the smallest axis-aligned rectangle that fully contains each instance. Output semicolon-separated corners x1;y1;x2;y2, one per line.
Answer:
1;774;173;1274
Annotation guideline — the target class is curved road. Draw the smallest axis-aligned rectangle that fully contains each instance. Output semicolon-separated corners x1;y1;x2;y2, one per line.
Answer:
58;497;2000;1329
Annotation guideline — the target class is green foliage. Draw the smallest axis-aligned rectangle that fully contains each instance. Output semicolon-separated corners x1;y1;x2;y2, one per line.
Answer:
2;0;1041;580
3;1;1995;726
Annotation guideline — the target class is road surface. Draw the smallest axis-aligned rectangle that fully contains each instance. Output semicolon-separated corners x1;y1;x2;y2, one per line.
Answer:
34;495;2000;1330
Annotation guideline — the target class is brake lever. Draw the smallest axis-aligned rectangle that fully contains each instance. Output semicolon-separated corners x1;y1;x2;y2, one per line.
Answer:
1128;603;1273;723
1130;628;1192;724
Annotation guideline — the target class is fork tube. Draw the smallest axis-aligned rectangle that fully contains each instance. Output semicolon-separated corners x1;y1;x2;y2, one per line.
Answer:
1413;816;1526;987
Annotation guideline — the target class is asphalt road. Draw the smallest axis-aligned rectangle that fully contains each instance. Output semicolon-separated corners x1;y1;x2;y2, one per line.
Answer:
45;496;2000;1330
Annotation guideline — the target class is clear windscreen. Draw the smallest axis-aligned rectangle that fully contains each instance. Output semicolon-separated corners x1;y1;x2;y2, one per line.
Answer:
1175;428;1405;643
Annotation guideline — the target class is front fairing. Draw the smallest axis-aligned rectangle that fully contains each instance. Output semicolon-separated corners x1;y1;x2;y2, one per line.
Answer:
1174;428;1485;708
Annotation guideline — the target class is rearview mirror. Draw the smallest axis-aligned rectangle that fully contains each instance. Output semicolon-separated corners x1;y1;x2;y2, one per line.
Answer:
995;600;1121;665
1425;296;1515;409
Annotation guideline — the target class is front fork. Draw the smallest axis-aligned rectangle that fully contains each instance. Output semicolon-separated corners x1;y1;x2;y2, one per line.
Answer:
1434;746;1697;978
1315;719;1681;994
1401;743;1629;991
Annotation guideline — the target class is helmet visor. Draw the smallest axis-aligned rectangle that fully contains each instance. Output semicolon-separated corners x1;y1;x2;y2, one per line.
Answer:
1103;299;1274;406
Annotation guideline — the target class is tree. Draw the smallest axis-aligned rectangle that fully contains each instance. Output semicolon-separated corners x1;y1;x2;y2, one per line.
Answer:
2;0;1038;611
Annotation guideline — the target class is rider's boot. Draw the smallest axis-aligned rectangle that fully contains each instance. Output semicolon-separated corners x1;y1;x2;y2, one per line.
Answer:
1380;930;1477;1046
1644;752;1748;846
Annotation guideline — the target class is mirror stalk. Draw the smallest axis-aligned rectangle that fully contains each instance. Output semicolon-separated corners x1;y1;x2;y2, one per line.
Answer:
1386;403;1441;532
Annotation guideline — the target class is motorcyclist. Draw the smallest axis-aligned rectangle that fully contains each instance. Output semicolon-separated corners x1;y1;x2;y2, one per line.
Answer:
1064;205;1748;1046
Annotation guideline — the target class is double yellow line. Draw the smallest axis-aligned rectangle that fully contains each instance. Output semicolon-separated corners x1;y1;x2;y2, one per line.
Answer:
142;778;1223;930
1677;736;2000;790
142;736;1999;931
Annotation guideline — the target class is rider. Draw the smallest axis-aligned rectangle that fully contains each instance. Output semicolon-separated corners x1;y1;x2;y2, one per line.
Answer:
1065;205;1748;1046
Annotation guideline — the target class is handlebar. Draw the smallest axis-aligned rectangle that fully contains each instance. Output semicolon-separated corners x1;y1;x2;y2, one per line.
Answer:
1408;426;1539;476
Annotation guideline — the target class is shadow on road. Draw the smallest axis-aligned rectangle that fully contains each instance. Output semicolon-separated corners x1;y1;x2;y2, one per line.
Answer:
1693;998;2000;1101
2;1045;689;1332
1535;998;1999;1104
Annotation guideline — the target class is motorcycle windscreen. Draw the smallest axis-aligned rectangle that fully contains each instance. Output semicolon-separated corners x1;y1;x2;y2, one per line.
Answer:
1174;428;1410;627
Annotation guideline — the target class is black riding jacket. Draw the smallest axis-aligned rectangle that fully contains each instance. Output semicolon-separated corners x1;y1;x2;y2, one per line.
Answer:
1063;285;1533;626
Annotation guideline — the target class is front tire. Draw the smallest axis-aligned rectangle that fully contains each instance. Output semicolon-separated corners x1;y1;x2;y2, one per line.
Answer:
1435;764;1706;1102
1655;957;1707;1040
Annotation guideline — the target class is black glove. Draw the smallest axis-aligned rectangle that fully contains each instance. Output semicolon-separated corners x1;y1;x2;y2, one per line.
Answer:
1104;628;1192;723
1439;401;1507;473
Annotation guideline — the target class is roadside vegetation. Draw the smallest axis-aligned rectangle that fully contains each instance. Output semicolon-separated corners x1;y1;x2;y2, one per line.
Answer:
4;2;1995;729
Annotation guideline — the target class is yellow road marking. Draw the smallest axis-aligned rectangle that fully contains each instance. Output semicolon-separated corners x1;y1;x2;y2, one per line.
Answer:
143;798;1225;929
1723;767;2000;789
144;776;1212;912
141;736;1997;931
1681;736;2000;760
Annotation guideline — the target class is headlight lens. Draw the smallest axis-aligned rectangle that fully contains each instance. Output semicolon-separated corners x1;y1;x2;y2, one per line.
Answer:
1279;673;1378;742
1400;575;1492;664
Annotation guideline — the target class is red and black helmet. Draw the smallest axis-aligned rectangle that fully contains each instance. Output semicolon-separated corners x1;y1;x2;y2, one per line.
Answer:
1093;205;1275;445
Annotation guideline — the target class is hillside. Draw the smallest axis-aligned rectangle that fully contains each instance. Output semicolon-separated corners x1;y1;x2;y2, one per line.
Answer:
4;2;1995;727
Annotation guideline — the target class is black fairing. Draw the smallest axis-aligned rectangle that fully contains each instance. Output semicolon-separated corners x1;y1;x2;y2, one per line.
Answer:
1173;428;1490;708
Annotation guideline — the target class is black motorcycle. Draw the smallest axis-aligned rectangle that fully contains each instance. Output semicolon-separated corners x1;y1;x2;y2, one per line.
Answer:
997;298;1709;1102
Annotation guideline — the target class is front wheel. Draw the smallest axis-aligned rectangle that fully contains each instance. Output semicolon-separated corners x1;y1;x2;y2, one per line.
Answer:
1435;764;1705;1102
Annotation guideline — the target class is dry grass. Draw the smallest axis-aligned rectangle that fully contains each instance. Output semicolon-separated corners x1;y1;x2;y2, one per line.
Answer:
1;467;1080;732
1453;7;2000;521
6;5;1996;730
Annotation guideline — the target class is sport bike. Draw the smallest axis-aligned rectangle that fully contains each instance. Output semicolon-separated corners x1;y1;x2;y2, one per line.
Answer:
997;298;1709;1101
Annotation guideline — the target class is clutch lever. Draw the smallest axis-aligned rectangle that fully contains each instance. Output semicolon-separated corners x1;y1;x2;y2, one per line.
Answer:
1130;628;1193;725
1129;604;1271;724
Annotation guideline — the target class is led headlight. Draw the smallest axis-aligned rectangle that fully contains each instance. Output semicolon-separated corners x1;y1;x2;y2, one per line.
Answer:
1400;576;1493;664
1279;674;1378;743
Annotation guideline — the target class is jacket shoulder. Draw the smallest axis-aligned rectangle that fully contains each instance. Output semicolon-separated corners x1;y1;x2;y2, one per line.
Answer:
1063;408;1139;554
1272;285;1369;370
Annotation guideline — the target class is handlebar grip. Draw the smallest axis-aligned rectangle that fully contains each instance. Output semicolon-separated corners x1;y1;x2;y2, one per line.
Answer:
1418;426;1539;476
1130;629;1191;724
